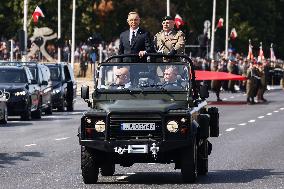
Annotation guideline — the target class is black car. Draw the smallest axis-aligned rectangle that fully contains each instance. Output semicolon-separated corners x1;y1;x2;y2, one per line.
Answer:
23;62;53;115
0;64;41;120
79;54;219;184
45;62;77;111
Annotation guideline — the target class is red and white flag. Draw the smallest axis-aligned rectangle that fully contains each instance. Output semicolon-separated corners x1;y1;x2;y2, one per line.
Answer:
258;42;265;62
247;40;254;61
32;6;45;23
174;14;185;29
217;18;224;28
230;28;237;40
270;43;276;62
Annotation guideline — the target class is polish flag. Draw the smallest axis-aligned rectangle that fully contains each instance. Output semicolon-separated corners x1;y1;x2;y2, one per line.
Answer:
217;18;224;28
32;6;45;23
270;43;276;62
258;42;265;62
174;14;185;29
230;28;237;40
247;40;254;61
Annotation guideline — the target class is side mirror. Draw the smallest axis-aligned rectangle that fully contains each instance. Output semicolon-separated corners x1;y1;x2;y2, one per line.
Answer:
81;85;89;100
200;84;209;99
41;80;48;85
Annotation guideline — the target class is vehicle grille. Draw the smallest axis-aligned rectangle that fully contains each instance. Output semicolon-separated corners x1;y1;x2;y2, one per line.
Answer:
108;113;163;140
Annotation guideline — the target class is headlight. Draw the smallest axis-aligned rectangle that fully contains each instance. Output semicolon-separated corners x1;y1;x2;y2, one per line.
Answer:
52;88;61;94
94;120;106;132
15;91;27;96
167;120;179;133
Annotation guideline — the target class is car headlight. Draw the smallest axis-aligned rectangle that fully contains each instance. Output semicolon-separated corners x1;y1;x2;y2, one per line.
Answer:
94;120;106;132
52;88;61;94
167;120;179;133
15;91;27;96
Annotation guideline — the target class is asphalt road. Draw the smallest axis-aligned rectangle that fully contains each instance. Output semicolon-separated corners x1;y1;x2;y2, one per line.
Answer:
0;90;284;189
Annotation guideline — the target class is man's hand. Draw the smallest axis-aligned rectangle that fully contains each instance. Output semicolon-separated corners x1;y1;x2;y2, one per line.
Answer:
138;51;147;58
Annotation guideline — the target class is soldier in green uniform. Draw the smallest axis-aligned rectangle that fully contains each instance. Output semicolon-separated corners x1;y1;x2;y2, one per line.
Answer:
211;60;223;101
153;16;185;56
246;62;260;104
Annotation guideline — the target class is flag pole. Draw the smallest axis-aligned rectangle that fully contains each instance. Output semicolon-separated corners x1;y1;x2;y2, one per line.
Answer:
23;0;28;60
210;0;216;60
167;0;170;16
58;0;61;63
71;0;76;69
225;0;229;59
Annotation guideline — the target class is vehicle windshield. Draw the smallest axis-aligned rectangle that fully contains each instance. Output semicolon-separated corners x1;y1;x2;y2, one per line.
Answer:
0;69;28;83
97;63;190;91
48;66;61;81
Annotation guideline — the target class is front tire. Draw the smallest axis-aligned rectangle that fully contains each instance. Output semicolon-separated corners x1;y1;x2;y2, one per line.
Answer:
21;104;32;121
66;100;74;112
0;106;8;124
81;146;99;184
180;137;197;183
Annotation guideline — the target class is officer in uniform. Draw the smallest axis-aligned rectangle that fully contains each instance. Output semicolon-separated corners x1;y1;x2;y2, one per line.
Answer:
154;16;185;56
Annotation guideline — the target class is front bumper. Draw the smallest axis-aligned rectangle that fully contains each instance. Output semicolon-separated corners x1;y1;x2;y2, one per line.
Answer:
7;97;29;116
80;139;193;154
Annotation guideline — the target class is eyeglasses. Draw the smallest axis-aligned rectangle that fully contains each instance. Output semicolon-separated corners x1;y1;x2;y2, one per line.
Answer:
116;74;127;79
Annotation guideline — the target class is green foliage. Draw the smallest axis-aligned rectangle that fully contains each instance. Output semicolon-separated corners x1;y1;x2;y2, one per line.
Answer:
0;0;283;58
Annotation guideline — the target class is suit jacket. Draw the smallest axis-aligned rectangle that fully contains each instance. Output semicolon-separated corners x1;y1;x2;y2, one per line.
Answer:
119;28;154;57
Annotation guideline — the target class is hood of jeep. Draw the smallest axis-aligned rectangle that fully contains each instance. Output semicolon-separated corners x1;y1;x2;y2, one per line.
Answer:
98;100;183;113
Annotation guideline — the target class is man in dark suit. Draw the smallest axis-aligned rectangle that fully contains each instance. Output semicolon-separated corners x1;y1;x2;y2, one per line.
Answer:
119;11;154;84
119;11;154;61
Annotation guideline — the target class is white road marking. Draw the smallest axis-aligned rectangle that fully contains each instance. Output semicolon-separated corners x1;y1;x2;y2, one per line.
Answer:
223;98;228;101
148;163;156;165
219;134;222;136
243;94;247;96
273;110;279;113
10;121;21;123
226;128;235;132
55;137;70;141
280;108;284;110
230;96;235;99
258;116;265;119
266;113;272;116
126;173;136;175
238;123;247;126
25;144;37;147
116;176;128;180
248;120;256;123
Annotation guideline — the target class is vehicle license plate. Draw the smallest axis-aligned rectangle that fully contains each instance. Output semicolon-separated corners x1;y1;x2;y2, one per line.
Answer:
121;123;155;131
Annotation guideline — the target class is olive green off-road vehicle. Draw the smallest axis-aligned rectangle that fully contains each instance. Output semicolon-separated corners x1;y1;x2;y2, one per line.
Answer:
78;54;219;184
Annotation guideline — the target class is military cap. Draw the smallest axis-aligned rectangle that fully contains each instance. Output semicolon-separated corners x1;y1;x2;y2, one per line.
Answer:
162;16;174;21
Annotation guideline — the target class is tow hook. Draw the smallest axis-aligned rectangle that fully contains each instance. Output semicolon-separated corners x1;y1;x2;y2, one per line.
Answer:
150;143;159;159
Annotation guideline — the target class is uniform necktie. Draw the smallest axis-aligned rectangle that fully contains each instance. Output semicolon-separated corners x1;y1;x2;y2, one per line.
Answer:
131;31;135;45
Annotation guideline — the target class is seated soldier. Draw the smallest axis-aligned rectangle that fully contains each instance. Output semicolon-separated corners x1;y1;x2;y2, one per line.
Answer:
162;66;183;90
111;67;131;89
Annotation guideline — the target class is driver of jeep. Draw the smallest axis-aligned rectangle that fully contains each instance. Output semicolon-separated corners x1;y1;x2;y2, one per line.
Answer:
162;66;183;90
113;67;131;88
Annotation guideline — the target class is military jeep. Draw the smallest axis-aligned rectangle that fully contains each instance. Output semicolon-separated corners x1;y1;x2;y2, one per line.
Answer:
78;54;219;184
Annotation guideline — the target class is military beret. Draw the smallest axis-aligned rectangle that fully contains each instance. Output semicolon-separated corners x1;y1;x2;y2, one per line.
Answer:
162;16;174;21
